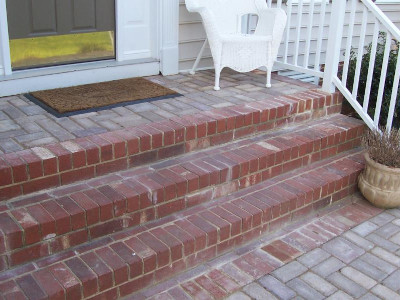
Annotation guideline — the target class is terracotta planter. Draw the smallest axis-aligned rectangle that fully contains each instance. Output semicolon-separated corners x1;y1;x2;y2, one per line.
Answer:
358;153;400;208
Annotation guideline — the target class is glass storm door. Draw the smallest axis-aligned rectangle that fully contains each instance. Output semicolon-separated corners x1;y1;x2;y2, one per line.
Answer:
6;0;116;70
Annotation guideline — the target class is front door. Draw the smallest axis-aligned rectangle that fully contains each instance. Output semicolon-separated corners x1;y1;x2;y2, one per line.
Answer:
6;0;116;70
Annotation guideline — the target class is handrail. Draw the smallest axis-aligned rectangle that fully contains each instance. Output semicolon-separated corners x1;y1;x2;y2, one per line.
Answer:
361;0;400;41
267;0;399;130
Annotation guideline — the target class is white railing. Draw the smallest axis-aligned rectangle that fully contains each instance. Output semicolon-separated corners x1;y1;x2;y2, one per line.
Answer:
274;0;329;80
323;0;400;131
275;0;399;131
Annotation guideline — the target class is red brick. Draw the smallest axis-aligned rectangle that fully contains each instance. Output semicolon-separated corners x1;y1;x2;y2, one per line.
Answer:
84;189;114;221
32;148;57;176
16;274;47;300
89;288;118;300
70;192;100;226
9;243;48;267
151;228;183;262
22;175;60;195
181;281;212;300
210;206;242;237
96;247;128;285
32;269;64;300
210;131;233;146
164;224;195;256
0;184;22;203
157;198;185;218
118;273;153;297
124;237;156;274
138;125;164;149
60;167;95;185
49;230;88;253
187;215;217;246
99;133;127;159
87;136;113;162
185;189;213;208
129;150;158;167
110;182;140;213
96;158;128;177
200;210;230;241
10;208;40;246
110;242;143;279
158;169;187;197
207;269;240;293
81;252;113;292
65;257;98;297
148;172;176;201
48;262;81;300
73;138;100;165
98;185;126;217
136;175;165;204
56;196;86;230
19;150;43;179
182;162;209;189
3;153;27;183
221;203;252;232
125;180;152;209
195;275;227;299
114;130;140;155
137;232;170;268
45;143;73;172
169;165;199;193
41;200;71;236
26;204;56;239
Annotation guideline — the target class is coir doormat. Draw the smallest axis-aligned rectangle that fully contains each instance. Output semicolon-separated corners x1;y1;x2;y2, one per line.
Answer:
25;77;181;118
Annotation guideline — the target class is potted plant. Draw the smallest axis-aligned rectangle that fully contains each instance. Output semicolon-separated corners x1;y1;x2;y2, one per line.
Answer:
358;127;400;208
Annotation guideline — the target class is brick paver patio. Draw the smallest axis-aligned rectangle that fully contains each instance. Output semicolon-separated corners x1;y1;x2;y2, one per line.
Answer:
0;70;313;153
133;194;400;300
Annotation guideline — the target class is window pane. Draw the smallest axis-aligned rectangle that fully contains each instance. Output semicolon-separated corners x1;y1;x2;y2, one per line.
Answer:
9;31;115;70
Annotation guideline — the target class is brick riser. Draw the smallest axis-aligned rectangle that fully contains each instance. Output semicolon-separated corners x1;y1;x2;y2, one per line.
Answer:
0;90;342;201
0;150;365;300
0;115;364;270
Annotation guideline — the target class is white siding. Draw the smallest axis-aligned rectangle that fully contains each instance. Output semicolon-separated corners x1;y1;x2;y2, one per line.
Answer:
178;1;400;72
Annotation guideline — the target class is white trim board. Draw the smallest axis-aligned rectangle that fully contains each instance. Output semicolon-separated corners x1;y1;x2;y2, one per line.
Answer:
0;61;160;97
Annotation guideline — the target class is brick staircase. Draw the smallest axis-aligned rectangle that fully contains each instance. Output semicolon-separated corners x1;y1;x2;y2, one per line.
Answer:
0;89;367;299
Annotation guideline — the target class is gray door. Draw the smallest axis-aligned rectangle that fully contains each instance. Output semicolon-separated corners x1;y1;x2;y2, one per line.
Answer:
6;0;115;69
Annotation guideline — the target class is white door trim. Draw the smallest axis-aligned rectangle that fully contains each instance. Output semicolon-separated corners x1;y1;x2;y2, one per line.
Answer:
0;0;11;76
159;0;179;75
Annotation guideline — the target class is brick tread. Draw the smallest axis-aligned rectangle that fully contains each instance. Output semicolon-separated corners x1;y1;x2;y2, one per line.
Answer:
0;149;365;299
0;90;343;201
0;114;364;270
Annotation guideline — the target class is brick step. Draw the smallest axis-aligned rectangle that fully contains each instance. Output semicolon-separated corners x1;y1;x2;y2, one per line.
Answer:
0;149;365;300
134;193;382;300
0;114;364;270
0;89;343;201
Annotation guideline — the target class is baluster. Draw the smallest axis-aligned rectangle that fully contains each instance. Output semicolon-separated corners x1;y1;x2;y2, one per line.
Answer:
322;0;346;92
342;0;357;86
277;0;282;9
304;0;315;68
284;0;293;64
314;0;327;73
267;0;272;8
294;0;304;66
386;49;400;131
351;6;368;99
363;19;380;113
374;31;392;127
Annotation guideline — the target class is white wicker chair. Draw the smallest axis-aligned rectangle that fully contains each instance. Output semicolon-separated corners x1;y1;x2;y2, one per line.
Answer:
186;0;287;90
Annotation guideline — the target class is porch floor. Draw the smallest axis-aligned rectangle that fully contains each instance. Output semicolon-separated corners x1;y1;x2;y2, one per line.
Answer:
0;69;316;153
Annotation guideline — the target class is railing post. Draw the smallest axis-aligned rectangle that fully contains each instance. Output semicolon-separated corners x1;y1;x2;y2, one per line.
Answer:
322;0;347;92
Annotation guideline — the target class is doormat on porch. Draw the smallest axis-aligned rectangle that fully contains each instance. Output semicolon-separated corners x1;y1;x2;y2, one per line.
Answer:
25;77;181;118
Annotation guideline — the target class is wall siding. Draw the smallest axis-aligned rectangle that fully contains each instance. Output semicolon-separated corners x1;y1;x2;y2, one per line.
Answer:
178;1;400;72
